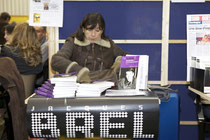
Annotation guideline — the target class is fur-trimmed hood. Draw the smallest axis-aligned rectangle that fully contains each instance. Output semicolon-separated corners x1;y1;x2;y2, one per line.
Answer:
74;38;111;48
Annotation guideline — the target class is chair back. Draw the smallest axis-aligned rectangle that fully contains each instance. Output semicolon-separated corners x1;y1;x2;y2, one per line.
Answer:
21;74;36;98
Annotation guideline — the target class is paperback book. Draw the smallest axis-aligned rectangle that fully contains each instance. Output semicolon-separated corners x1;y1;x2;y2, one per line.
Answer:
76;81;115;97
118;55;149;90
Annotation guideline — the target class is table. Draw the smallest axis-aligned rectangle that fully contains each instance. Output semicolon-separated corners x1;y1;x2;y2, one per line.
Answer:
27;91;159;139
26;91;180;140
188;86;210;104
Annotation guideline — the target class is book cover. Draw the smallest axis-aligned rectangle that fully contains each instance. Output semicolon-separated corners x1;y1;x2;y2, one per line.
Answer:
118;56;139;90
118;55;149;90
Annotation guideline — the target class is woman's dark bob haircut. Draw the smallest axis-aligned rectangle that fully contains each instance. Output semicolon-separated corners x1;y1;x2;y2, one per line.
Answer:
72;12;108;41
0;12;11;21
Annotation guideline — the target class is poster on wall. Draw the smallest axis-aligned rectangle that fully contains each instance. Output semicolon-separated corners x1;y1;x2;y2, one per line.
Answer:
187;14;210;81
29;0;63;27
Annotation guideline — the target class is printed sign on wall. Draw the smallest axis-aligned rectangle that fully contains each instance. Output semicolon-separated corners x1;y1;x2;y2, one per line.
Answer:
187;14;210;80
29;0;63;27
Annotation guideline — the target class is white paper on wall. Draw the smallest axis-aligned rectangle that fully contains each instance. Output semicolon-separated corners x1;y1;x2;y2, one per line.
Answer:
187;14;210;81
29;0;63;27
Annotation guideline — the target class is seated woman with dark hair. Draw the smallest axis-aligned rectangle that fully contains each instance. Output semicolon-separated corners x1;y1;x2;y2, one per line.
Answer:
0;12;11;45
0;22;42;98
51;12;127;83
4;22;16;43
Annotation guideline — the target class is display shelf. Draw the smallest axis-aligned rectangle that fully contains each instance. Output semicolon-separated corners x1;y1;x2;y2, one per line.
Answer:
188;86;210;104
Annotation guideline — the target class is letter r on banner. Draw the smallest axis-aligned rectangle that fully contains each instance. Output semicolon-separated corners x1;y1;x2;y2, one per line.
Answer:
66;112;94;138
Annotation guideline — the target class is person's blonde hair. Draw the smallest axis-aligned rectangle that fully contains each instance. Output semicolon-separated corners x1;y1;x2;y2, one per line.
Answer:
8;22;41;66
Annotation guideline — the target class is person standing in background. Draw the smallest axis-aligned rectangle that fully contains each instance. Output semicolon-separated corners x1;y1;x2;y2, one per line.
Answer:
0;12;11;45
34;26;49;87
34;26;48;64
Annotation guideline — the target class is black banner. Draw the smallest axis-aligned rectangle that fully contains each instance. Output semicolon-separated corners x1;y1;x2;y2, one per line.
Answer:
27;95;159;139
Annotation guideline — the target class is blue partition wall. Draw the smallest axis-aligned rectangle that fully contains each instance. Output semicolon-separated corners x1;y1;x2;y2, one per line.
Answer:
59;1;162;81
60;1;162;40
58;1;210;140
169;2;210;140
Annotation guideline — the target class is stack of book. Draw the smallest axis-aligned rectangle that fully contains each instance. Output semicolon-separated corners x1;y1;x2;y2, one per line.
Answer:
50;75;77;98
36;80;54;98
76;81;115;97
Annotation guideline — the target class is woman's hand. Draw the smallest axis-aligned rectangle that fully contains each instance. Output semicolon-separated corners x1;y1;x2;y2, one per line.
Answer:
77;67;92;83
